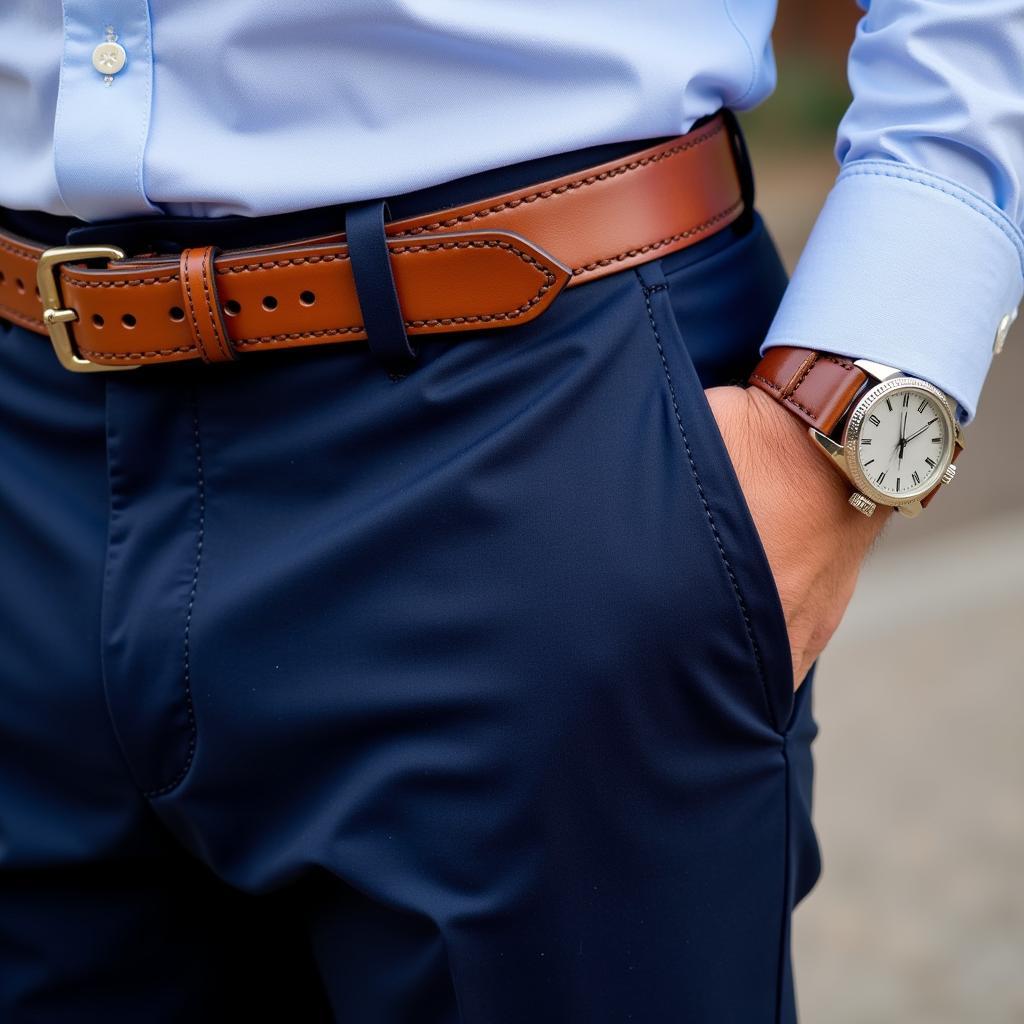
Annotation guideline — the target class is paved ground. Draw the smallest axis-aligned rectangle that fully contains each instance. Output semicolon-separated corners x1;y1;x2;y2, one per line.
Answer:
795;518;1024;1024
751;144;1024;1023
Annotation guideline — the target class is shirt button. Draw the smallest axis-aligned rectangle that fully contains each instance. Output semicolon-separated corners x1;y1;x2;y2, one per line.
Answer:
92;41;127;77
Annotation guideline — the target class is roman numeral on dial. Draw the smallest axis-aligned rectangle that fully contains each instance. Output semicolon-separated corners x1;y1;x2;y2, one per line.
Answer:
912;471;921;485
869;414;881;427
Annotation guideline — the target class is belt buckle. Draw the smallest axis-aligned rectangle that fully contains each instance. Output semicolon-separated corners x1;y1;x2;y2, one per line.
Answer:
36;245;136;373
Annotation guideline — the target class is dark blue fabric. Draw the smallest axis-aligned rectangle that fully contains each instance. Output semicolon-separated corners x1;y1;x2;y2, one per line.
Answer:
0;188;818;1020
344;199;415;362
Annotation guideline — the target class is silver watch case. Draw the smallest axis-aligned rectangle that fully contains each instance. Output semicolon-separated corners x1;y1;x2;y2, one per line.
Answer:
808;360;964;519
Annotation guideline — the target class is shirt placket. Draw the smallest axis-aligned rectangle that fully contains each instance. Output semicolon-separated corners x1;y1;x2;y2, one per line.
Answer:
55;0;159;221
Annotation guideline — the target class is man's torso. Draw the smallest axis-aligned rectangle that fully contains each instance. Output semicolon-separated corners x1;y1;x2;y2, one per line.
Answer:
0;0;777;220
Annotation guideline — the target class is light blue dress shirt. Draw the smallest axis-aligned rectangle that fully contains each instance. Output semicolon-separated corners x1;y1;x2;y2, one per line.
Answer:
0;1;1021;418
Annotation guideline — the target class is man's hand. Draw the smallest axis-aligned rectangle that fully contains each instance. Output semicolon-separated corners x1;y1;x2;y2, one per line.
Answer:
706;385;889;688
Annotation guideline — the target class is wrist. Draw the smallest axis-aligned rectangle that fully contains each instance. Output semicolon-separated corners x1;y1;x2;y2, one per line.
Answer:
744;385;872;521
749;348;964;519
706;381;888;686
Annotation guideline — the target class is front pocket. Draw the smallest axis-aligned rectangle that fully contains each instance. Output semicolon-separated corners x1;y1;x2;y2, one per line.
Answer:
634;259;795;734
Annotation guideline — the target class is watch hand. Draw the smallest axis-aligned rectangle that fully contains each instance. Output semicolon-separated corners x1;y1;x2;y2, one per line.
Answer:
903;417;938;447
891;411;909;459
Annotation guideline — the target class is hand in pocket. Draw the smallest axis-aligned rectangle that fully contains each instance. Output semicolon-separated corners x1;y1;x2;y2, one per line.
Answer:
706;384;889;687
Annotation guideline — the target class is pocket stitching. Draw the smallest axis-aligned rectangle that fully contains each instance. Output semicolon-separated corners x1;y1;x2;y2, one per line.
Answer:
638;275;780;733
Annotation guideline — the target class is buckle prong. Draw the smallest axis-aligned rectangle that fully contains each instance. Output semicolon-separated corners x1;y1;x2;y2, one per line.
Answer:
37;245;132;372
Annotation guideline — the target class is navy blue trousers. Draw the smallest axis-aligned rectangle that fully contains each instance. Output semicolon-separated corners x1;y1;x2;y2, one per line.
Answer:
0;148;820;1021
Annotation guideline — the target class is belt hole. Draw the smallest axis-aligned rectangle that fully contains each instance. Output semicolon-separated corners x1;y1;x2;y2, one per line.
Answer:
0;270;5;284
224;299;241;317
91;313;105;328
299;290;316;306
169;305;185;322
15;277;25;294
122;313;137;329
262;295;278;311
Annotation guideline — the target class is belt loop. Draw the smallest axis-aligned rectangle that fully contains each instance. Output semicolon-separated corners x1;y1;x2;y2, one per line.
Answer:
344;199;416;365
722;108;755;212
179;246;236;363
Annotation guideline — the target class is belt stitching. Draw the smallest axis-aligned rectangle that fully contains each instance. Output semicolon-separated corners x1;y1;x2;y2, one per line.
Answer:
75;238;559;360
572;198;741;276
392;122;725;237
10;123;736;357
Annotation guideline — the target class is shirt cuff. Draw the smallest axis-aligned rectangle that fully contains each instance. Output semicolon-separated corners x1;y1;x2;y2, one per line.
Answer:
762;159;1024;422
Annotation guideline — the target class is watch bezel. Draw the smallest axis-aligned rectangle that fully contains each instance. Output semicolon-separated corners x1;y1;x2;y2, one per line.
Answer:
842;376;957;507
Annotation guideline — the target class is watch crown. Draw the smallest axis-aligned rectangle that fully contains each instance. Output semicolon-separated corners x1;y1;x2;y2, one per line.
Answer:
941;463;957;485
849;492;877;517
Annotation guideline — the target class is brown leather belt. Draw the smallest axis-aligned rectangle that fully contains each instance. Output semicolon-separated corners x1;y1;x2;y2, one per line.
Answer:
0;113;744;372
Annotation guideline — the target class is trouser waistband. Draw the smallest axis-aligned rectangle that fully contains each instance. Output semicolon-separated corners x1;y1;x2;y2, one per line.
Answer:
0;110;753;373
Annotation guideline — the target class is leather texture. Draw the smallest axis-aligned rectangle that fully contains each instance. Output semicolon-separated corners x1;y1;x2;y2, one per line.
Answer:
179;247;236;363
0;116;743;368
750;345;960;508
749;346;869;435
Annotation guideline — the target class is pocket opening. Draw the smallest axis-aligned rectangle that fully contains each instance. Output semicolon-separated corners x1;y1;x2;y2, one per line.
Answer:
634;259;795;733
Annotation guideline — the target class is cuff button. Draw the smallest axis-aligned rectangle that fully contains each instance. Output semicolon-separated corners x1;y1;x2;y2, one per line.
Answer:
994;307;1018;355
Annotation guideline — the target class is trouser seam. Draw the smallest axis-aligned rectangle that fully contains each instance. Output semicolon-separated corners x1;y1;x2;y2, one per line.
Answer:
774;730;794;1024
638;273;780;732
143;387;204;797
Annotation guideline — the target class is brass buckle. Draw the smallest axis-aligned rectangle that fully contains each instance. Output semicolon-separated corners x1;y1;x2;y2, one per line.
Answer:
36;245;135;372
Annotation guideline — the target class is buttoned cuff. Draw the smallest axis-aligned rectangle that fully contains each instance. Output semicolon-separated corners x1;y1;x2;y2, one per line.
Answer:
762;160;1024;422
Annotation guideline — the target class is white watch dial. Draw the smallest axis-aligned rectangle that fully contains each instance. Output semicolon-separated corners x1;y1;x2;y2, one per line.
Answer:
853;387;953;500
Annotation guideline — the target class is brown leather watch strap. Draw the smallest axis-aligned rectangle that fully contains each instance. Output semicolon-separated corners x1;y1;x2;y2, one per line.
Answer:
0;113;745;370
748;346;869;435
751;345;963;511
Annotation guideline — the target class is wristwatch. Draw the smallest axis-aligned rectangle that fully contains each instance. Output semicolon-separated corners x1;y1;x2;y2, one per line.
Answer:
749;347;964;518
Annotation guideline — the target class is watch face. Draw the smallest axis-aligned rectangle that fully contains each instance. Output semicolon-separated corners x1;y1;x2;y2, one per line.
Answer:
846;380;955;503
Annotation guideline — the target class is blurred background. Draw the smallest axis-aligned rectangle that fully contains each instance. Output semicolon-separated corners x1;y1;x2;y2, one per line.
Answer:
741;4;1024;1022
